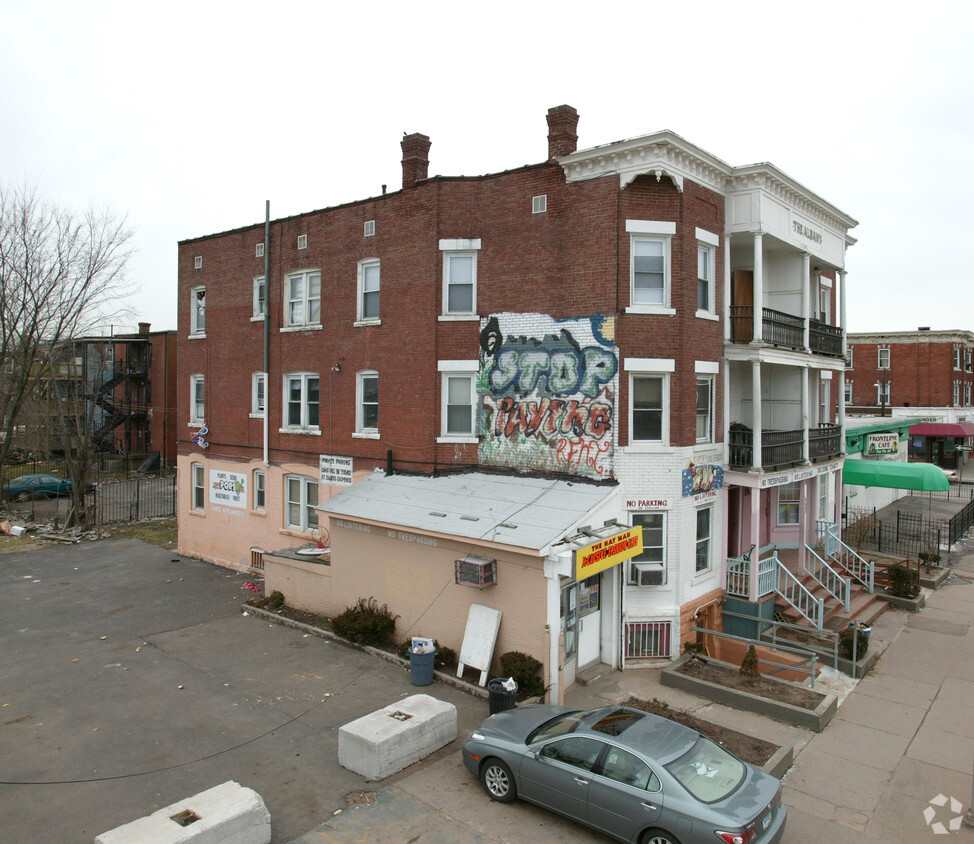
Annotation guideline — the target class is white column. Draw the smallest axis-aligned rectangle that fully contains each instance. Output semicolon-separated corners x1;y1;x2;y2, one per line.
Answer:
753;233;764;343
838;370;846;433
723;362;731;467
723;233;732;342
798;479;808;573
543;552;572;705
752;359;762;471
802;366;810;464
749;488;761;602
838;270;848;358
801;253;811;351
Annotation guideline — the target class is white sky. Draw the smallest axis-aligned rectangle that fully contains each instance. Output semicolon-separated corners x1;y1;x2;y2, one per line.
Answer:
3;0;972;334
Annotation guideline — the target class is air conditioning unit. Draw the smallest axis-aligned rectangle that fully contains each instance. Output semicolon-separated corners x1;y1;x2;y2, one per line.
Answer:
455;554;497;588
631;563;664;587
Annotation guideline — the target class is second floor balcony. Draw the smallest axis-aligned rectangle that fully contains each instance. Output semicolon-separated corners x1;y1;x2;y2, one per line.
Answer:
729;422;842;471
730;306;844;358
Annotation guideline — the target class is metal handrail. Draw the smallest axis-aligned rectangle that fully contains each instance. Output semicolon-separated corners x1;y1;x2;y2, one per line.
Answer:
725;550;778;599
805;543;851;613
688;625;819;688
777;561;824;629
817;520;874;593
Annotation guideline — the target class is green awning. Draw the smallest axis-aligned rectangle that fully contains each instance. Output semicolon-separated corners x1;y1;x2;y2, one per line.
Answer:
842;460;950;491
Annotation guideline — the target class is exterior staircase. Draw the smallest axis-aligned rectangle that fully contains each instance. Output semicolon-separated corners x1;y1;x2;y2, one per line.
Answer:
773;567;887;632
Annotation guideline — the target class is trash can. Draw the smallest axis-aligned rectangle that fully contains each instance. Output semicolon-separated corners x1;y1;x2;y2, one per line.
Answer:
487;678;518;715
409;649;437;686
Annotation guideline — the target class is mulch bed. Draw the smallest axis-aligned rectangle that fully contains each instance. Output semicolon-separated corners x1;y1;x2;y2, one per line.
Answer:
621;696;779;767
675;657;826;710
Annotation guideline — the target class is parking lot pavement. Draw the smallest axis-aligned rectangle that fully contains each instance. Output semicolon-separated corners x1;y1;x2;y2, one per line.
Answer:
0;540;488;843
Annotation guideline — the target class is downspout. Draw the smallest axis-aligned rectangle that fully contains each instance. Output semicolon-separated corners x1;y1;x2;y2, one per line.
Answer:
263;200;270;467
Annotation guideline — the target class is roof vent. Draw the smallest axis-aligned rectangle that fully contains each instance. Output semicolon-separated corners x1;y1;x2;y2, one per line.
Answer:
919;326;931;331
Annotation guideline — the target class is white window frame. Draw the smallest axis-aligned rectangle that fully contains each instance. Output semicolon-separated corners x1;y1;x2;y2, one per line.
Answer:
297;234;307;250
194;256;202;270
695;228;719;318
819;286;830;324
966;383;972;406
190;374;205;424
625;359;674;447
844;380;853;404
284;475;318;532
628;511;666;586
532;195;547;214
191;462;205;511
819;378;830;425
877;380;891;405
954;347;962;370
626;221;675;315
253;469;265;511
846;346;854;368
355;370;379;437
190;286;206;335
252;276;266;320
256;242;264;258
777;483;800;525
357;258;381;323
439;239;481;319
438;361;478;442
284;270;321;328
282;372;320;432
364;220;375;237
695;505;712;573
954;381;961;406
695;376;714;444
878;347;890;369
251;372;265;417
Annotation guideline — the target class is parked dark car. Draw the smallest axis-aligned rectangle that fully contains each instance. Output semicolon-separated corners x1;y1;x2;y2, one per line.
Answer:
1;474;95;502
462;704;786;844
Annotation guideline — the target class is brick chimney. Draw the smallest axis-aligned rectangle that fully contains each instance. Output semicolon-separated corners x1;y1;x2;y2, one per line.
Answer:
401;133;431;189
138;322;150;335
546;105;579;159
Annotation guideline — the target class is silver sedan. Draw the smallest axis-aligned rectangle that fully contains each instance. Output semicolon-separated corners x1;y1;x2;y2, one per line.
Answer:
462;704;786;844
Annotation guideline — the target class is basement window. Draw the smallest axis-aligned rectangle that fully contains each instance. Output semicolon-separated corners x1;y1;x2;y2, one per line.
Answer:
455;555;497;588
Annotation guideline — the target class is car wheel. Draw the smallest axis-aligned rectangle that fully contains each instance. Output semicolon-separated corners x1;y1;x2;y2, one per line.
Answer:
640;830;680;844
15;491;29;502
480;758;517;803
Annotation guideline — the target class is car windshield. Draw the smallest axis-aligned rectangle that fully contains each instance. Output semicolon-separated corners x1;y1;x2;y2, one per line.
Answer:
527;711;586;745
665;737;745;803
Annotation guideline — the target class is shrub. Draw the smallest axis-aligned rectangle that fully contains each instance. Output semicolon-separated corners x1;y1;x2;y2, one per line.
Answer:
888;562;920;598
331;597;399;647
499;651;545;698
839;625;870;661
436;646;456;668
246;590;285;610
739;644;760;680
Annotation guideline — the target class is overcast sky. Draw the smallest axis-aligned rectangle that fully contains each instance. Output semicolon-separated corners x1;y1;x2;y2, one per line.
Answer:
3;1;971;335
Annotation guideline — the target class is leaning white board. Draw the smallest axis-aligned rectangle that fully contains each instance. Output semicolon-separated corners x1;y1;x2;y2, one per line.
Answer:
457;603;502;686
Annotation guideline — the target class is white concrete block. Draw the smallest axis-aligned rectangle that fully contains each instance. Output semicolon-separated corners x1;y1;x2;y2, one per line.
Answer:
94;780;270;844
338;693;458;780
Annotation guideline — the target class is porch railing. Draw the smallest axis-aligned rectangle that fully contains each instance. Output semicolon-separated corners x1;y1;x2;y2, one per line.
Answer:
809;318;844;357
726;550;778;599
805;543;851;613
777;563;825;629
762;307;805;350
817;520;874;593
809;424;841;461
728;427;804;470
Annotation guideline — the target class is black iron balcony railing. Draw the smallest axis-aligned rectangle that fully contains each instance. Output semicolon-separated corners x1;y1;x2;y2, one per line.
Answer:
728;424;839;470
730;308;844;358
809;318;843;357
809;423;841;461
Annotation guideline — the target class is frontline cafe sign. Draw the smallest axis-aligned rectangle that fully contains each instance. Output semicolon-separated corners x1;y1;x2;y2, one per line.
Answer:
576;526;643;579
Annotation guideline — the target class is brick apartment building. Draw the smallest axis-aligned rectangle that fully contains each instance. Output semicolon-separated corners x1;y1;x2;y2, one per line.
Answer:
177;106;856;697
847;328;974;471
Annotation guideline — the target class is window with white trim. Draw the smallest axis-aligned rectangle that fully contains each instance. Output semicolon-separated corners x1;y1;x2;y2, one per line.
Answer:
283;372;319;430
846;346;854;368
190;374;204;423
532;195;547;214
253;276;266;318
253;469;265;510
954;347;962;370
877;379;890;405
285;270;321;327
878;347;890;369
194;256;202;270
844;380;853;404
297;234;307;250
966;383;972;406
631;374;666;443
256;242;264;258
695;506;712;573
626;221;674;312
357;259;380;321
441;370;476;437
364;220;375;237
695;228;718;315
819;379;830;424
192;462;205;510
191;287;206;334
696;378;713;443
285;475;318;531
628;512;666;586
953;382;961;406
819;478;829;524
777;483;800;525
252;373;265;416
357;371;378;433
439;239;481;317
819;286;830;324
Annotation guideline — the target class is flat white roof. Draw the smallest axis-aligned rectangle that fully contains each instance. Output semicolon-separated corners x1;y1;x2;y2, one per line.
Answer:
318;471;618;554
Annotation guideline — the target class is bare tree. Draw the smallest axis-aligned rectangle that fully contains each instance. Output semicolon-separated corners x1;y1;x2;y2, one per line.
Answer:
0;181;134;524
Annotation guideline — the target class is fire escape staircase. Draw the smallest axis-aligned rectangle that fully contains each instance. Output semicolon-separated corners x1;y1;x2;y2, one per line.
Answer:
726;524;886;632
92;368;146;452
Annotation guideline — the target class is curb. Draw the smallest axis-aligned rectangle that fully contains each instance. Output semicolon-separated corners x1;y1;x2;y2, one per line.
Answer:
243;604;488;700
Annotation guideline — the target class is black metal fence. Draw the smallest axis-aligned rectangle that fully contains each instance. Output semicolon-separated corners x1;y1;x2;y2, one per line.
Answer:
843;503;972;557
1;456;176;527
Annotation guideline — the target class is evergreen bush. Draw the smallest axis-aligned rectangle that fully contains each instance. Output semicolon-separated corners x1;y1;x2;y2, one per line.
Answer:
331;597;399;647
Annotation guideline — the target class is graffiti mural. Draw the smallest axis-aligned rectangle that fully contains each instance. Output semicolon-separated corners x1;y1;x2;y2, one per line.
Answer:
479;313;617;479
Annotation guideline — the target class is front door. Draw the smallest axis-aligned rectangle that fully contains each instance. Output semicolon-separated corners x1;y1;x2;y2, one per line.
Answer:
576;574;601;669
732;270;754;341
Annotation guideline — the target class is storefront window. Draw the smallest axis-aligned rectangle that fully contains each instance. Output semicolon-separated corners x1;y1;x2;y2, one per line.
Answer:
578;575;600;616
561;583;577;661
